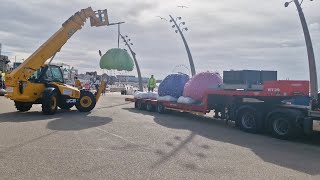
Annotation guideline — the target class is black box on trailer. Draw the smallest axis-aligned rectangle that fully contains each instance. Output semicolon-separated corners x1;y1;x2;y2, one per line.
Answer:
261;71;277;82
241;70;261;84
223;70;277;84
223;71;243;84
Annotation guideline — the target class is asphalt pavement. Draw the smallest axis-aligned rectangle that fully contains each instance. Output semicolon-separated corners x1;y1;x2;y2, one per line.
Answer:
0;93;320;180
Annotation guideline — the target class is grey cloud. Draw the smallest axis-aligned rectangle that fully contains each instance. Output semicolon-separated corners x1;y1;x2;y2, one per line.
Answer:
126;1;160;19
0;0;319;81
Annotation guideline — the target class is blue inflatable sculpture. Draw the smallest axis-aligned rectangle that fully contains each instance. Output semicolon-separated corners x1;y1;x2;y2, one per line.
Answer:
158;73;189;98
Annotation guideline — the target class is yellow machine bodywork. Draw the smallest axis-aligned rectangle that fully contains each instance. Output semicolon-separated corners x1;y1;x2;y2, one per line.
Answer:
4;7;109;114
5;78;80;103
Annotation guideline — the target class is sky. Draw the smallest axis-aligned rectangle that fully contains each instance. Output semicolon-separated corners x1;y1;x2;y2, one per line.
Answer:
0;0;319;80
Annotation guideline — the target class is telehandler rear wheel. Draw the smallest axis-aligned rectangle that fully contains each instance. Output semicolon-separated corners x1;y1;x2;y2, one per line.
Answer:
14;101;32;112
76;91;96;112
42;90;58;115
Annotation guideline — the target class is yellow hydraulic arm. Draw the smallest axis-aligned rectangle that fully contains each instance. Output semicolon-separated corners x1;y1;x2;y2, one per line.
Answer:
96;81;107;102
5;7;109;87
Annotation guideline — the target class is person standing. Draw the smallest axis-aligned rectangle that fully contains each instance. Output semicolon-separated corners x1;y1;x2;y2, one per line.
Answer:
102;87;106;96
147;75;156;92
74;77;82;90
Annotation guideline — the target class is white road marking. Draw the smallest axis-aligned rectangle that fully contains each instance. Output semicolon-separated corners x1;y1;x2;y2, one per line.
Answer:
19;146;152;153
94;127;137;145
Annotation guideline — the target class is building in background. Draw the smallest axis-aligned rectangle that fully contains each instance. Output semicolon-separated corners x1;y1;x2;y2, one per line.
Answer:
116;75;135;82
13;62;22;69
76;72;161;89
116;75;149;83
0;55;10;73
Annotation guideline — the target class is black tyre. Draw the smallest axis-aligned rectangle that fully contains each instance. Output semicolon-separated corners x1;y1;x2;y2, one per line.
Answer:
270;112;302;139
237;109;262;133
76;91;96;112
14;101;32;112
137;101;144;110
58;103;74;110
42;90;58;115
146;102;154;112
157;103;165;114
134;101;138;109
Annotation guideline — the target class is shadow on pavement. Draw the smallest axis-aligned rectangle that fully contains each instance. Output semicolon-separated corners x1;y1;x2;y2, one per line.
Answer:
123;107;320;175
0;110;112;131
95;102;132;110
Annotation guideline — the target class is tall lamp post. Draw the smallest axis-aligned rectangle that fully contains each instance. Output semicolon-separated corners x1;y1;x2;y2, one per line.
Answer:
108;22;125;48
169;15;196;76
0;43;5;88
284;0;317;102
120;34;144;92
0;43;3;73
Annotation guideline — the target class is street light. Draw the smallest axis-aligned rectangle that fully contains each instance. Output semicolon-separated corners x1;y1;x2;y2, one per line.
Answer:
284;0;318;104
169;15;196;76
120;34;144;92
179;22;186;27
108;21;125;48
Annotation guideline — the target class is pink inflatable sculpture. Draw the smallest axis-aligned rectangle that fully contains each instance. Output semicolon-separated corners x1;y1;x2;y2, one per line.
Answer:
183;72;223;101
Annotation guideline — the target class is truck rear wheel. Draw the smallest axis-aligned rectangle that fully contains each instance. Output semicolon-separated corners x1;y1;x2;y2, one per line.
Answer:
237;109;262;133
42;90;58;115
271;114;300;139
269;109;303;139
14;101;32;112
76;91;96;112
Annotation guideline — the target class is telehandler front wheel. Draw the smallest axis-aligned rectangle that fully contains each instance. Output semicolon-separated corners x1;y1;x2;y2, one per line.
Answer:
76;91;96;112
42;90;58;115
14;101;32;112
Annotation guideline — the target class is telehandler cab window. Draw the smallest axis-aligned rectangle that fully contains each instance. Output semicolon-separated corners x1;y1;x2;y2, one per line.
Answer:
45;66;64;83
29;69;42;80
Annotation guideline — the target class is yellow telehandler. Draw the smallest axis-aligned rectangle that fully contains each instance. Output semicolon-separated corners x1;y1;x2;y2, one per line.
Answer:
5;7;108;115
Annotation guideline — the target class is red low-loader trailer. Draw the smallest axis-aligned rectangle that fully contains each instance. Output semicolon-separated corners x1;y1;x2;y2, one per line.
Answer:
126;80;320;139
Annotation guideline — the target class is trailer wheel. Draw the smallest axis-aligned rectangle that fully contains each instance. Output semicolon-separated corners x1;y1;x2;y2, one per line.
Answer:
269;109;303;139
136;101;144;110
238;109;261;133
157;103;165;114
146;102;154;112
271;114;299;139
134;101;138;109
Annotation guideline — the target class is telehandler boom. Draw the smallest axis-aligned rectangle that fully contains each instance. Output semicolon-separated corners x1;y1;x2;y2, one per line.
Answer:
5;7;109;115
